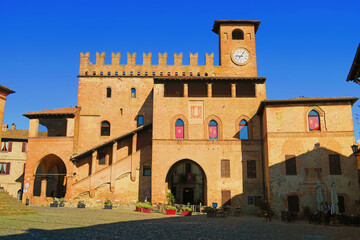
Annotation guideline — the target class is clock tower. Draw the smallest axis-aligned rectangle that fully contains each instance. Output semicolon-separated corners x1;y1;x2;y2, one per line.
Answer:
212;20;260;77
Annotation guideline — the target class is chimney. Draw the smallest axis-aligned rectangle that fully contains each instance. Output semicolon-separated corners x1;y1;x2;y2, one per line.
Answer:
2;124;8;132
11;123;16;130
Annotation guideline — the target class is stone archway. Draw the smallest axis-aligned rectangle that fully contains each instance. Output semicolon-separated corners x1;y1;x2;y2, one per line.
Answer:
165;159;207;205
33;154;67;198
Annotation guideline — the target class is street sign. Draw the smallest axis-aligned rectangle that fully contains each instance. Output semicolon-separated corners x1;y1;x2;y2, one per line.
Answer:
212;202;218;208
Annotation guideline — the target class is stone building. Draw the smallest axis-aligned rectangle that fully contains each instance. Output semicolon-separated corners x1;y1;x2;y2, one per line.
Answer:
22;20;360;214
347;43;360;85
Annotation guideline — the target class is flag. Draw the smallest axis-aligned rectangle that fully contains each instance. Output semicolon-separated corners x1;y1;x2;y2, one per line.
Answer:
175;126;184;139
209;126;218;139
309;116;320;131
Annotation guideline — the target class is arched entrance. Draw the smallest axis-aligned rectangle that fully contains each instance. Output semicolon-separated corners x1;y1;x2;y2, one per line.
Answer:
33;154;67;198
165;159;206;205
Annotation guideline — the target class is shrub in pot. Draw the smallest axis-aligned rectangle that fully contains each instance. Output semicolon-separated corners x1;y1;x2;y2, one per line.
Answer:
77;200;86;208
104;199;113;209
50;198;59;207
59;198;66;207
142;202;152;213
135;202;144;212
181;203;192;216
166;205;176;215
204;206;216;218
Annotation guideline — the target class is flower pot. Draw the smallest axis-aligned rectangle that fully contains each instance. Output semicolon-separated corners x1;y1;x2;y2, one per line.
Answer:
77;205;85;208
59;203;65;207
166;209;176;215
182;211;192;216
143;208;151;213
136;207;143;212
104;205;113;209
207;212;215;218
50;203;58;207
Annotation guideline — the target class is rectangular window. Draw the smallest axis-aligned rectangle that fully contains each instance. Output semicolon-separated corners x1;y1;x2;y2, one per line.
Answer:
188;82;207;97
221;160;230;178
222;190;231;206
99;153;106;165
329;154;341;175
288;195;299;212
22;142;28;152
212;82;231;97
285;155;297;175
236;82;256;97
0;162;10;175
1;141;12;152
137;115;144;127
164;82;183;97
143;167;151;176
248;196;261;205
247;160;256;178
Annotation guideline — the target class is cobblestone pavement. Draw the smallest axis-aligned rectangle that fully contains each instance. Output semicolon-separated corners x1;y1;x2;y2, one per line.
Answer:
0;206;360;239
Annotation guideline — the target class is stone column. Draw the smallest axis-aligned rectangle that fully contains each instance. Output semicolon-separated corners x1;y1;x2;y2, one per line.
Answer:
66;118;74;137
231;83;236;98
40;178;47;198
110;142;118;192
184;83;188;97
131;133;137;182
112;142;118;164
91;150;97;175
207;83;212;97
29;119;39;137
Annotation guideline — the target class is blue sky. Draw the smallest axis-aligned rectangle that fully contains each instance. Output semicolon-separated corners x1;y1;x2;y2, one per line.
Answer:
1;0;359;139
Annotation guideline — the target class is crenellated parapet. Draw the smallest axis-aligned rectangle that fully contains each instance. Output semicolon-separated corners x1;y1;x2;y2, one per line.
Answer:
79;52;220;77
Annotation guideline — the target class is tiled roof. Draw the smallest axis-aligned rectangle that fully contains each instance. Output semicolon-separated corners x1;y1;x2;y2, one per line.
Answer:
1;129;47;140
0;85;15;94
347;43;360;84
23;106;80;118
212;20;261;34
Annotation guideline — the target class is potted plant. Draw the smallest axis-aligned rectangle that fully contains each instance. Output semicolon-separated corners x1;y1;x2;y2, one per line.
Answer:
104;199;113;209
166;192;175;205
77;200;86;208
142;202;152;213
59;198;66;207
204;206;216;218
181;203;192;216
50;198;59;207
166;205;177;215
135;202;143;212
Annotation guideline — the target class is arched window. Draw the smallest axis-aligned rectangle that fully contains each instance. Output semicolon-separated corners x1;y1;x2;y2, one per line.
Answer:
232;29;244;40
308;110;320;131
131;88;136;98
239;120;248;139
137;115;144;127
101;121;110;136
106;87;111;98
175;119;184;139
208;120;218;139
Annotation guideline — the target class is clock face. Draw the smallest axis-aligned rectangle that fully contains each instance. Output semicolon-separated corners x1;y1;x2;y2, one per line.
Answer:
232;48;249;65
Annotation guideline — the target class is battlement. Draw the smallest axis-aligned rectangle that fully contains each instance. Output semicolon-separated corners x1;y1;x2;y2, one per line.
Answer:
79;52;220;77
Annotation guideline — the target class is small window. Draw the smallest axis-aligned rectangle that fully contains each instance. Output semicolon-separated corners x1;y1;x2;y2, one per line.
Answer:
145;72;148;76
247;160;256;178
143;167;151;176
160;72;163;76
123;71;126;76
108;72;111;75
85;71;88;75
106;88;111;98
137;115;144;127
232;29;244;40
93;71;96;75
197;72;200;76
175;72;178;76
100;72;103;75
205;73;208;76
288;195;299;212
0;162;10;175
208;120;218;139
115;72;118;75
329;154;341;175
182;72;185;76
131;88;136;98
190;72;193;76
285;155;297;175
248;196;261;205
175;119;184;139
1;141;12;152
99;153;106;165
101;121;110;136
308;110;320;131
130;71;133;76
152;72;155;76
137;72;140;76
221;160;230;178
167;72;171;76
239;120;249;139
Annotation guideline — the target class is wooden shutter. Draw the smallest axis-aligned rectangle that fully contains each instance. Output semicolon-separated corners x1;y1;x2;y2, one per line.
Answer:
329;154;341;175
222;190;231;206
285;155;296;175
247;160;256;178
5;162;10;175
221;160;230;178
8;141;12;152
22;142;27;152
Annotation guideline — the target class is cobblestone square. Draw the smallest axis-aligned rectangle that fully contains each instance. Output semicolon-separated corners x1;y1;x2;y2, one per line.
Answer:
1;207;360;239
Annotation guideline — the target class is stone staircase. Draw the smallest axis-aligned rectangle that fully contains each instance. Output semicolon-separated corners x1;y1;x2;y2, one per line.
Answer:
0;188;37;216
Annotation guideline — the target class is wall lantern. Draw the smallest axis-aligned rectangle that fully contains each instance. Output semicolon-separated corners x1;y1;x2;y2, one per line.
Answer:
351;144;359;154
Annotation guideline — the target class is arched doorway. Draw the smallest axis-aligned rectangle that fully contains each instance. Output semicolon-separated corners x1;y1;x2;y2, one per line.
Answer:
33;154;67;198
165;159;206;205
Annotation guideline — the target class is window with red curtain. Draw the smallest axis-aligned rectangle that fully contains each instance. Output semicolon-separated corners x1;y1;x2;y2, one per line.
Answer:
209;120;218;139
308;110;320;131
175;119;184;139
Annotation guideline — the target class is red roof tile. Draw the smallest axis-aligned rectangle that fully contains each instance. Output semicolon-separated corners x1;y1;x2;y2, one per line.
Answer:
23;106;80;117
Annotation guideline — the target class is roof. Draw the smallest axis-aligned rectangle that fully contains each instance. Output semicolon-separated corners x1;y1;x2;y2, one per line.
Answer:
154;76;266;83
71;123;152;161
257;97;358;114
347;43;360;84
1;129;47;140
23;107;80;118
212;20;261;34
0;85;15;94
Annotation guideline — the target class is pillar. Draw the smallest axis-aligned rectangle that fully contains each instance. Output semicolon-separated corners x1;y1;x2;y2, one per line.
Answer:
29;119;39;137
131;133;137;182
66;118;74;137
40;178;47;198
184;83;188;97
110;142;118;192
207;83;212;97
91;150;97;175
231;83;236;98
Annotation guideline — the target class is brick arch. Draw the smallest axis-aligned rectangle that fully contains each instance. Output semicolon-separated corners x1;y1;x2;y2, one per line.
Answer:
170;114;189;139
204;115;223;140
305;106;326;132
235;115;252;139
